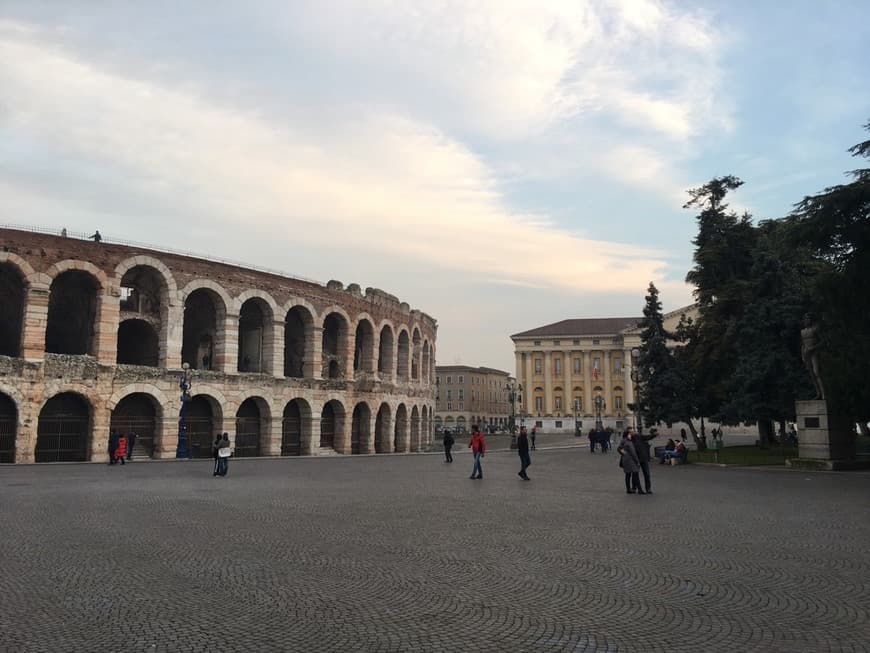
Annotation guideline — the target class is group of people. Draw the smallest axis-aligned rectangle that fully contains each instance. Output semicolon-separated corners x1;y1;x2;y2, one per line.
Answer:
212;432;231;476
587;428;612;453
616;427;656;495
658;438;688;464
442;424;533;481
107;430;137;465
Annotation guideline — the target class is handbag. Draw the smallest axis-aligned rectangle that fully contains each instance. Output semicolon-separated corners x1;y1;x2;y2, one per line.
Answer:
218;447;232;458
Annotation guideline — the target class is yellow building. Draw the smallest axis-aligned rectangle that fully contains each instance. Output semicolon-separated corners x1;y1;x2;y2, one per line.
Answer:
434;365;512;433
510;307;696;433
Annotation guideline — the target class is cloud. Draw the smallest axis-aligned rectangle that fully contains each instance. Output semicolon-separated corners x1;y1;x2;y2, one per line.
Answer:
0;24;674;294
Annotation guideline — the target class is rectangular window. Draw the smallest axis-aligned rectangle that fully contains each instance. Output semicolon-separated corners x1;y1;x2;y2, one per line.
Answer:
447;390;452;400
447;402;452;410
555;397;562;411
553;340;560;345
573;358;581;373
593;358;601;373
535;397;542;411
592;338;600;345
572;339;579;345
458;402;464;410
535;420;543;428
534;359;542;374
574;397;581;412
614;357;621;373
447;376;452;384
554;358;562;375
459;389;464;400
458;375;464;384
615;397;623;409
555;420;563;428
534;340;541;346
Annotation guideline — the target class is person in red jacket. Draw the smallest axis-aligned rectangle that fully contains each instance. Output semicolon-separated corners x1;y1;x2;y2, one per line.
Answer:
113;434;127;466
468;425;485;480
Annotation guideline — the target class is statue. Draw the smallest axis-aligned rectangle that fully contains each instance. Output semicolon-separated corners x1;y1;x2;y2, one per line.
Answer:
801;314;825;400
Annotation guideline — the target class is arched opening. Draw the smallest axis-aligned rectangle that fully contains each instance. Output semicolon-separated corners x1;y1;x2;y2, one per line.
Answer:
45;270;99;355
0;392;17;463
282;399;308;456
410;405;420;452
182;289;222;371
238;299;273;373
378;326;394;379
353;319;375;375
110;393;159;459
116;319;159;366
375;403;391;454
119;265;168;365
320;400;344;451
322;313;348;379
0;262;25;357
284;306;312;378
411;329;421;380
422;406;430;446
397;331;410;381
36;392;89;462
187;395;217;459
394;404;408;452
235;398;262;457
434;415;442;432
351;402;371;455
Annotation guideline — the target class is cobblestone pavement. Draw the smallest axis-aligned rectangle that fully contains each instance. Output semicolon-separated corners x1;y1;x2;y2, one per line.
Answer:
1;448;869;653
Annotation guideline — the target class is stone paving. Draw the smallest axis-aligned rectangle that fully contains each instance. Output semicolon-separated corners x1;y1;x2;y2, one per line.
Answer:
1;444;869;653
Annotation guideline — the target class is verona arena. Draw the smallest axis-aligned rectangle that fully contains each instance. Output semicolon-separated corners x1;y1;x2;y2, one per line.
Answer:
0;227;437;464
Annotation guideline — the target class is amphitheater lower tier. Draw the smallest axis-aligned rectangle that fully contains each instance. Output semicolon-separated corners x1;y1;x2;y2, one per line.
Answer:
0;355;434;464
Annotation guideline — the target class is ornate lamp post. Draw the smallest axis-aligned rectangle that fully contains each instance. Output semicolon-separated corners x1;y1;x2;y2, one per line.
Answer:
574;398;581;437
594;393;605;431
176;363;192;458
630;347;641;431
506;379;522;449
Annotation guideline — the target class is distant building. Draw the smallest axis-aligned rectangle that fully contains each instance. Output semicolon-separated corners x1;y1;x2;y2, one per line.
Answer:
435;365;512;433
510;306;696;433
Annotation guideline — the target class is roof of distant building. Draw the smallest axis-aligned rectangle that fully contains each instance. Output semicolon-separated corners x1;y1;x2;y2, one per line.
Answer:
510;317;641;339
436;364;511;376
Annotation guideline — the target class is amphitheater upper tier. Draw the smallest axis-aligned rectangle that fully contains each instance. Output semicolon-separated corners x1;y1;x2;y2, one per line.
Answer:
0;227;437;463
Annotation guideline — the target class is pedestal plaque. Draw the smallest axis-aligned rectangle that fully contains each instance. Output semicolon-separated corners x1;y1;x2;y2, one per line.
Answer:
788;400;860;470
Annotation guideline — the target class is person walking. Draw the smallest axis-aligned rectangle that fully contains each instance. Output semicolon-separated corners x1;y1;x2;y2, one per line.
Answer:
215;432;231;477
618;430;644;494
530;425;537;450
108;430;120;465
468;425;485;479
443;429;455;463
634;427;657;494
212;433;222;476
517;426;531;480
126;430;137;461
113;433;127;465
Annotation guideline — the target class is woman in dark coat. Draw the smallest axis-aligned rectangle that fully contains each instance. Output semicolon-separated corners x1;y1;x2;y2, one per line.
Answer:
618;431;644;494
517;426;531;480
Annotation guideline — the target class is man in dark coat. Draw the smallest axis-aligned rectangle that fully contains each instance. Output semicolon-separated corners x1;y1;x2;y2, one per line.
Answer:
442;429;454;463
126;430;137;461
108;430;119;465
517;426;531;480
634;427;658;494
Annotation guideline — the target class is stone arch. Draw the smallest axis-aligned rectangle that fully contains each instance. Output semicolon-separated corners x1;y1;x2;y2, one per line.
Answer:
45;267;102;356
411;327;422;380
0;252;36;280
375;402;392;454
0;391;17;463
181;283;229;371
410;404;420;452
378;322;395;380
282;398;312;456
320;399;346;452
235;396;271;457
353;315;376;375
321;308;350;379
284;303;316;378
0;259;27;357
351;401;372;455
107;384;170;411
116;259;175;367
186;393;224;459
110;392;163;459
237;296;276;374
422;339;431;384
396;328;410;382
45;259;108;289
36;391;92;462
394;403;409;452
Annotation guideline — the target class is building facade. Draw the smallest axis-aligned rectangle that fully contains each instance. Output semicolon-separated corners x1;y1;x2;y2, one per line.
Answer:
511;308;696;433
0;227;437;464
434;365;511;433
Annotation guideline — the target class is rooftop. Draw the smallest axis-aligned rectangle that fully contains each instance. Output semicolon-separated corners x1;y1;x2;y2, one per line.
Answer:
510;317;641;339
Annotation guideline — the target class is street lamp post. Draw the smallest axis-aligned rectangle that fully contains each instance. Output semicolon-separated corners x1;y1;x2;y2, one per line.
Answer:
630;347;641;432
506;380;522;449
594;393;605;432
177;363;192;458
574;398;581;436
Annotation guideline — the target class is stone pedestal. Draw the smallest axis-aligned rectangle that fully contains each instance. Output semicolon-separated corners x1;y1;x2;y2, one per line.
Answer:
788;400;858;471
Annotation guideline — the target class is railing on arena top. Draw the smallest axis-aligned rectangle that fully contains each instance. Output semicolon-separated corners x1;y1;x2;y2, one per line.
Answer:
0;222;325;287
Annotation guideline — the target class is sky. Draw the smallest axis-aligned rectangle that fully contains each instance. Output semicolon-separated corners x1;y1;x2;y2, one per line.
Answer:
1;1;868;373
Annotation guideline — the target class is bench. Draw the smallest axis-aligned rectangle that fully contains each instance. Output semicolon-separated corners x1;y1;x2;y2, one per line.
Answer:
654;446;688;465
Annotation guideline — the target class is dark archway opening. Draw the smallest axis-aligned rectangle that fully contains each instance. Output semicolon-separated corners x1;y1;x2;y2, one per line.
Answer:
187;395;216;459
0;393;16;463
397;331;410;381
119;265;167;365
375;403;391;454
117;319;159;366
0;263;25;358
322;313;346;379
394;404;408;452
36;393;89;462
282;400;303;456
45;271;98;355
284;306;310;378
182;289;218;371
320;401;340;449
354;320;374;374
110;393;158;458
351;403;371;455
235;398;262;457
378;327;394;378
238;300;265;373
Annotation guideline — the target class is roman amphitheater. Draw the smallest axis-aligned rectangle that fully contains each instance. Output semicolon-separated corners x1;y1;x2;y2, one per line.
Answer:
0;226;437;464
